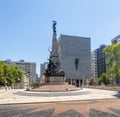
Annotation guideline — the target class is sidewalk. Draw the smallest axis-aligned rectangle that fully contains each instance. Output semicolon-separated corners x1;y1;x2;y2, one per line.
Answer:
0;88;119;105
0;90;13;99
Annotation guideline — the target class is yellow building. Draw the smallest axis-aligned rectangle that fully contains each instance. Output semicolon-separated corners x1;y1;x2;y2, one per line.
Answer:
14;73;29;89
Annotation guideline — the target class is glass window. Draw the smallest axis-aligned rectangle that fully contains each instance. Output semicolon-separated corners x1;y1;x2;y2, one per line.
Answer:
75;58;79;71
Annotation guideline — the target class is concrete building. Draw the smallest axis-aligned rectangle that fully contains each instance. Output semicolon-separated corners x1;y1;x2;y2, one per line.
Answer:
91;45;106;78
97;45;106;78
111;34;120;44
40;62;48;75
4;59;36;84
58;34;91;86
91;50;98;78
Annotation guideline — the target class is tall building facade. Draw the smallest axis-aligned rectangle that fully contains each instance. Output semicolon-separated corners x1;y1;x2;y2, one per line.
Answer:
40;62;48;75
97;45;106;78
58;34;91;86
4;59;36;84
91;45;106;78
91;50;98;78
40;62;48;80
111;34;120;44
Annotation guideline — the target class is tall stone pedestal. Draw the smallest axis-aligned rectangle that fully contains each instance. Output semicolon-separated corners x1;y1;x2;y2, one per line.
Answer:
45;76;65;85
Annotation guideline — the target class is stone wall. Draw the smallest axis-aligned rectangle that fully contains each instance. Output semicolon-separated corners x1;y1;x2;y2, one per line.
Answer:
45;76;65;85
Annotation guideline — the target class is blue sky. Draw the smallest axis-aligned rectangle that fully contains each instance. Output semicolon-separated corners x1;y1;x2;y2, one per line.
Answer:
0;0;120;75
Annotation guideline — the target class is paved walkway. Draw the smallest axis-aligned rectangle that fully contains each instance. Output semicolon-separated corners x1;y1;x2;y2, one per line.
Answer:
0;88;119;104
0;100;120;117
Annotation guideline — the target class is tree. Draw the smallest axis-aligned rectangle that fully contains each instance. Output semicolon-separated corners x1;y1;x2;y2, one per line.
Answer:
0;62;9;86
31;81;38;88
99;73;110;85
104;43;120;81
7;66;23;86
89;78;98;85
0;62;23;86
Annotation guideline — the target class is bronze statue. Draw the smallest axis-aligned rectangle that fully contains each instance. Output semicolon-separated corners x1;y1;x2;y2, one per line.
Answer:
53;20;57;33
44;55;64;77
44;21;64;77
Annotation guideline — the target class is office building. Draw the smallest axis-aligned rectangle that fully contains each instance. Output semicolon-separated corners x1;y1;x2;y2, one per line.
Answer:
4;59;36;84
91;50;98;78
111;34;120;44
91;45;106;78
40;62;48;75
97;45;106;78
58;34;91;86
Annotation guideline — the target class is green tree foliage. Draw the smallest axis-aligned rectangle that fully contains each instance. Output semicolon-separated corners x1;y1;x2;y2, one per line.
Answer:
0;62;9;85
0;62;23;86
89;78;98;86
99;73;110;85
31;81;38;88
104;43;120;80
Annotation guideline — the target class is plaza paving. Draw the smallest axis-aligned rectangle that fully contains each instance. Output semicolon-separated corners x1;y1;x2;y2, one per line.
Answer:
0;88;120;104
0;88;120;117
0;99;120;117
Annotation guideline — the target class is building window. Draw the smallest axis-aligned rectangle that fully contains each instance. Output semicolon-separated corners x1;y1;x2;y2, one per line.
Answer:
75;58;79;71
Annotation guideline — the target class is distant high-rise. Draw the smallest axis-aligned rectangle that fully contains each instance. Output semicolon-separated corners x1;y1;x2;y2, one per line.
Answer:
97;45;106;78
111;34;120;44
40;62;48;76
91;50;98;78
4;59;36;84
91;45;106;78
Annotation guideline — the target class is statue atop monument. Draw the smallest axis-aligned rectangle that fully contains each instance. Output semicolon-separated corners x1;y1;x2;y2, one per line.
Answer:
53;20;57;33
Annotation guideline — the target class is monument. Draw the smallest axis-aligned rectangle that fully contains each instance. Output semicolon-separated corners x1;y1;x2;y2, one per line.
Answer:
31;21;79;91
44;21;65;84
